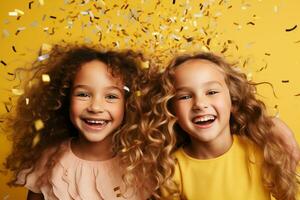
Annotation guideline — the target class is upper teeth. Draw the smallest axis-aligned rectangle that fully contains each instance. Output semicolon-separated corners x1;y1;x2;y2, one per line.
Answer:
86;119;107;124
193;115;215;123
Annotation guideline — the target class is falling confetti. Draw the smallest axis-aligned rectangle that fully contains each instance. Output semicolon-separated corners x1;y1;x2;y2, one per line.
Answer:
135;90;141;97
285;25;297;32
38;54;49;61
42;74;51;82
12;45;17;52
141;60;150;69
32;134;41;147
1;60;7;66
29;1;34;9
34;119;44;131
281;80;289;83
12;88;24;95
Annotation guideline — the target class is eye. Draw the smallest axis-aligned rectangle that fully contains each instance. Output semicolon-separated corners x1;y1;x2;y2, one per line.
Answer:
207;90;219;95
106;94;119;99
75;92;90;98
177;95;192;100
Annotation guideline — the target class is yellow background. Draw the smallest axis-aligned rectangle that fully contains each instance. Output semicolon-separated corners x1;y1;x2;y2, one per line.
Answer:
0;0;299;199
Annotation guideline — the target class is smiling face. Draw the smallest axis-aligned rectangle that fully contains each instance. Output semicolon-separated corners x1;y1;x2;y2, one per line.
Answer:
173;59;232;150
70;60;125;144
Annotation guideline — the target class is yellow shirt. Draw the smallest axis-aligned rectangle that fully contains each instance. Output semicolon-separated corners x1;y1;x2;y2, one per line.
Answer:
172;135;270;200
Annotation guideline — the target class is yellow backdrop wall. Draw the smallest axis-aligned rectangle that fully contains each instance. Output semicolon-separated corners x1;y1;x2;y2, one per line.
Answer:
0;0;299;199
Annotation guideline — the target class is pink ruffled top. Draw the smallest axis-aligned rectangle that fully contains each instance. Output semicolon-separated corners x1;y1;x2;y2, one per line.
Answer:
18;139;146;200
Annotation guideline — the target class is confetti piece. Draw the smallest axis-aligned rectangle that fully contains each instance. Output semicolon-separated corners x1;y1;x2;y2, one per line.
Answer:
50;15;57;19
25;98;29;105
41;43;52;53
264;53;271;56
247;22;255;26
281;80;289;83
135;90;141;97
12;46;17;52
294;93;300;96
15;9;25;15
34;119;44;131
1;60;7;66
141;60;150;69
8;12;18;16
32;134;40;147
42;74;51;82
273;5;278;13
29;1;34;9
39;0;44;6
172;0;176;4
286;25;297;32
247;73;253;81
38;54;49;61
4;103;12;113
12;88;24;95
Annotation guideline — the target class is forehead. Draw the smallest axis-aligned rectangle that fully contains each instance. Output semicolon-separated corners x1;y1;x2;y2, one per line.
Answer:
73;60;123;86
174;59;226;86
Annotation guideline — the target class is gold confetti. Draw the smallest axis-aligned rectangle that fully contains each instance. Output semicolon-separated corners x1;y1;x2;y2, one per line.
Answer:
34;119;44;131
42;74;51;82
12;88;24;95
8;12;18;16
25;98;29;105
41;43;52;53
247;73;253;81
135;90;141;97
281;80;289;83
15;9;25;15
38;0;44;6
141;60;150;69
32;134;41;147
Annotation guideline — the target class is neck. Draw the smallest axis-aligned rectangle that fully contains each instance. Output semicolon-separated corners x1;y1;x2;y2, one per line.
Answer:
71;135;115;161
184;126;233;159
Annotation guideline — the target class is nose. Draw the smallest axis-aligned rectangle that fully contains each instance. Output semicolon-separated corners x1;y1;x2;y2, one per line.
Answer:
192;95;209;111
87;96;105;113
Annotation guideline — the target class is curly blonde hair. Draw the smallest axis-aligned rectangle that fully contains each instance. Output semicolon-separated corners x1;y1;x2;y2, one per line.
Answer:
3;44;148;191
143;52;299;199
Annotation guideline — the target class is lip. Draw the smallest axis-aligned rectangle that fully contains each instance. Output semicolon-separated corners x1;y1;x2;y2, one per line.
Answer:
81;117;111;132
192;114;216;129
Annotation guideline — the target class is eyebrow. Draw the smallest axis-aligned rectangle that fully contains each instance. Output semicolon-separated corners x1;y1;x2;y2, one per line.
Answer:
176;81;223;91
72;85;124;92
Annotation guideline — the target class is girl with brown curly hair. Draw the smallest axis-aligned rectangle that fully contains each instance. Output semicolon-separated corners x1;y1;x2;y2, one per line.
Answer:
145;52;299;200
4;44;150;200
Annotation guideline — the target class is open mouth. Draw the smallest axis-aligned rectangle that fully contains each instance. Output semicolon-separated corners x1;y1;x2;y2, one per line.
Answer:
83;119;109;128
192;115;216;126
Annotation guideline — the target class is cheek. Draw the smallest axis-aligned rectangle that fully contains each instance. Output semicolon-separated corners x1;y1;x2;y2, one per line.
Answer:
174;101;189;119
113;101;125;122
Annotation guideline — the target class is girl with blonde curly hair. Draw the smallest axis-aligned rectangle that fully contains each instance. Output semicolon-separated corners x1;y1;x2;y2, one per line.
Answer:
4;44;151;200
140;52;299;199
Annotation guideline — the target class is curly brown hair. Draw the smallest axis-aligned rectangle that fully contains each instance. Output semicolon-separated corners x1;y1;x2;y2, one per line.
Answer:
3;44;148;190
144;52;299;199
